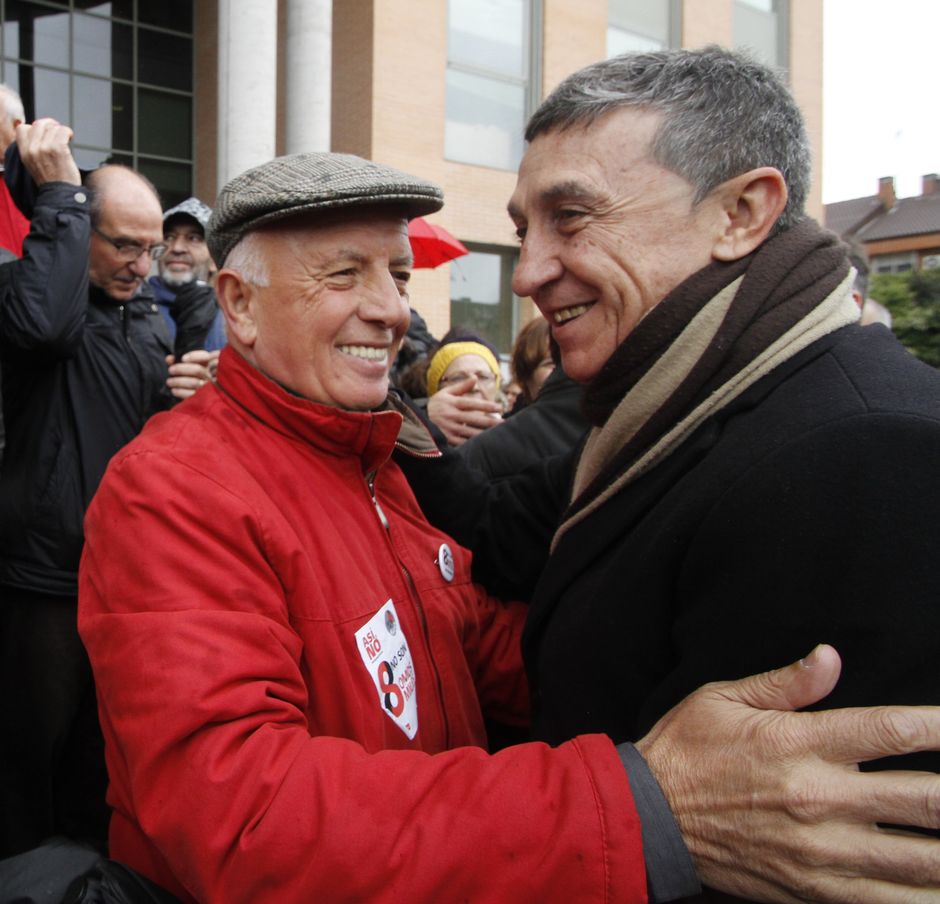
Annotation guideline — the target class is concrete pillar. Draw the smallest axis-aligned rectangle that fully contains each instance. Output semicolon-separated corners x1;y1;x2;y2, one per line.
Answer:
285;0;332;153
217;0;278;189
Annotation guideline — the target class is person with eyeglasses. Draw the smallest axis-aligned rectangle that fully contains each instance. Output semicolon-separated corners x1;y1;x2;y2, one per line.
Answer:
423;331;504;443
0;120;214;859
149;197;226;358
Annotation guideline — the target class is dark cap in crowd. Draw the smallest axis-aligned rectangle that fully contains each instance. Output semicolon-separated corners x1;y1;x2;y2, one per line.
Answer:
164;197;213;232
207;152;444;265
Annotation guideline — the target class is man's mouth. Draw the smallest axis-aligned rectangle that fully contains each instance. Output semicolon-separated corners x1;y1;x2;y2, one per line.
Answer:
553;302;593;324
338;345;389;364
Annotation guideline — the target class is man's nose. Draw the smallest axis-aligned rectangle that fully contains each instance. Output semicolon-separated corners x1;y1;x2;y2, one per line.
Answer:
166;234;188;253
361;273;409;326
511;235;563;299
128;253;152;277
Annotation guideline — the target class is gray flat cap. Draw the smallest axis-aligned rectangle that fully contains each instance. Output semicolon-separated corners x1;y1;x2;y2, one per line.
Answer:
207;152;444;265
164;197;213;231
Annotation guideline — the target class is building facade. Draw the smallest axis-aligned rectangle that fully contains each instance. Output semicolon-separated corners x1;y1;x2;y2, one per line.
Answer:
1;0;823;352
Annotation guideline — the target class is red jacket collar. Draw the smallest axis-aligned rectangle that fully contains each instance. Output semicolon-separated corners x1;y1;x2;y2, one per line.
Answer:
215;346;403;473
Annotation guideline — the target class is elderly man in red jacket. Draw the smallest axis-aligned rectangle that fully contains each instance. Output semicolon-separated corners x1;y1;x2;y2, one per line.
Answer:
79;151;940;904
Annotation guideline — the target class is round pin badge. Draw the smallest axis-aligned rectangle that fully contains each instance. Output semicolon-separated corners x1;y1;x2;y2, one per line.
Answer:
437;543;455;582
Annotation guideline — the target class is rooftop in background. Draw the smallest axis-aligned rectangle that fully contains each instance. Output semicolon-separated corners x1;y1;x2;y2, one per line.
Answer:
825;174;940;242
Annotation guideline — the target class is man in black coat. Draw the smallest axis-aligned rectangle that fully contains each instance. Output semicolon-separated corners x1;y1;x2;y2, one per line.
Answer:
0;120;212;858
399;46;940;902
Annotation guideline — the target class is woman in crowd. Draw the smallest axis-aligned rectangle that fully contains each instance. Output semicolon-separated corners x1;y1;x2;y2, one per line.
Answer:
509;316;554;411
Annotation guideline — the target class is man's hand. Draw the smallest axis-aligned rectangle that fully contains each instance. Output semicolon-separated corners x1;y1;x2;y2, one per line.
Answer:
426;377;502;446
637;645;940;903
14;118;81;186
165;349;218;399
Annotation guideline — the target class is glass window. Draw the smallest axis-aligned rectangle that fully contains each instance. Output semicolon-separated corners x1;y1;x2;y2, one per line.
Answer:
445;0;534;172
450;245;519;353
137;0;192;32
1;61;19;91
733;0;786;69
138;28;191;90
445;68;524;171
607;0;673;57
608;0;669;41
75;1;133;19
136;156;191;208
873;252;917;274
73;13;132;78
3;2;70;66
138;87;191;159
449;0;525;77
74;74;132;149
0;1;194;207
32;65;70;121
71;145;125;169
607;27;663;56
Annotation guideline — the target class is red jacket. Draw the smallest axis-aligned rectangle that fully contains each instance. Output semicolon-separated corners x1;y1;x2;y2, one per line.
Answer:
0;178;29;256
79;347;646;903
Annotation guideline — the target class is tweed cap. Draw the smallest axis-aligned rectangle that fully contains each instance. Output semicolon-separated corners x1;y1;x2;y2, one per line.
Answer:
207;152;444;265
163;197;212;232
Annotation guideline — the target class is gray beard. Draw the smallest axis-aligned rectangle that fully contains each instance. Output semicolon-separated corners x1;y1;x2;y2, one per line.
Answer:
161;270;196;288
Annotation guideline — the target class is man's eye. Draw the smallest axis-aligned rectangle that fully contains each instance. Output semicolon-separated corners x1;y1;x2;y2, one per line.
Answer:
391;271;411;284
513;226;527;243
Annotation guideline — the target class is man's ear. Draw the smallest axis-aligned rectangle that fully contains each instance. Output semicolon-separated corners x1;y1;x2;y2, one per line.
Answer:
711;167;788;262
215;269;258;347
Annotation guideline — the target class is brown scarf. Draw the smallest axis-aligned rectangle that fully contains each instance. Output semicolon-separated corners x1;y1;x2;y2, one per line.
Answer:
554;219;858;549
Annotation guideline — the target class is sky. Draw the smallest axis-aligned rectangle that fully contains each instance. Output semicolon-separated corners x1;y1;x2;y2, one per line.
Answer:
822;0;940;203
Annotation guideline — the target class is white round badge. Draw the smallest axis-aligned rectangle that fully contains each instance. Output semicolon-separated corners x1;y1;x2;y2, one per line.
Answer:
437;543;455;582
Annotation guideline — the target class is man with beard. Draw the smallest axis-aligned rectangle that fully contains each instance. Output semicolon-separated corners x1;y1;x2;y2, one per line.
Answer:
149;196;225;358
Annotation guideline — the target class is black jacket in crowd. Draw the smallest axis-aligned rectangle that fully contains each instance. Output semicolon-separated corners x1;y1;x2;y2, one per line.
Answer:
0;181;175;597
455;366;588;480
399;324;940;784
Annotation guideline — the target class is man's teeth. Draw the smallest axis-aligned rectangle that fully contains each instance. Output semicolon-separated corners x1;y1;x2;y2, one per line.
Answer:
339;345;388;361
554;303;591;324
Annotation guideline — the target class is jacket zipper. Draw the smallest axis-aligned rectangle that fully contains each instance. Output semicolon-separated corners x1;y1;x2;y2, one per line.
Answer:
118;303;148;423
366;470;450;748
393;441;441;460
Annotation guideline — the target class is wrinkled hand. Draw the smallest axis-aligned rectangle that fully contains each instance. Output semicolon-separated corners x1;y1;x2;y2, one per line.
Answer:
426;378;502;446
637;645;940;903
14;118;81;186
165;349;218;400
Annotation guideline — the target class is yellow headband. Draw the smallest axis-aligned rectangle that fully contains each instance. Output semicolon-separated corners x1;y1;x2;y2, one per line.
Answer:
426;341;501;396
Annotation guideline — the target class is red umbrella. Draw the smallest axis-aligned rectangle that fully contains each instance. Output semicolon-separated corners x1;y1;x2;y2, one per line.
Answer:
408;217;469;269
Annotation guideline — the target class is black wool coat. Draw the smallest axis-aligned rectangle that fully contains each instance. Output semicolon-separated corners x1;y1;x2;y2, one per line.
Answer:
522;324;940;775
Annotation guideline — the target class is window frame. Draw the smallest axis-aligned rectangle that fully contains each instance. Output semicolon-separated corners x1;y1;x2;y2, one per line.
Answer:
0;0;195;206
444;0;542;172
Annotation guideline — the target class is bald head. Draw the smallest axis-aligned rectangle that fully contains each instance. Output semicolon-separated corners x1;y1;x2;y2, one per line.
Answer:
87;165;165;301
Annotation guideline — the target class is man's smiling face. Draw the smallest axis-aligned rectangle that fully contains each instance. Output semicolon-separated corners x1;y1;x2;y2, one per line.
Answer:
508;107;726;383
225;210;413;411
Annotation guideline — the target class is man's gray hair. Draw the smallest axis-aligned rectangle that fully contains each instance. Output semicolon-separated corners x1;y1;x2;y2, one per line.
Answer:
0;83;25;125
525;46;810;233
224;231;271;287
